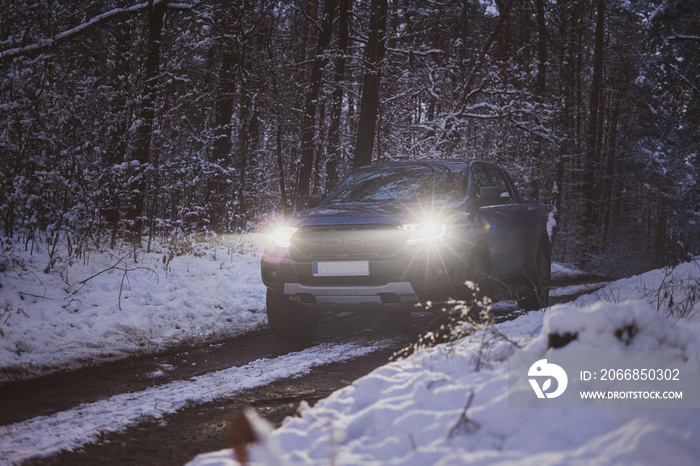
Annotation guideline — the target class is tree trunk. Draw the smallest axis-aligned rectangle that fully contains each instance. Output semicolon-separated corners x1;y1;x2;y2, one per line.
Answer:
602;88;621;250
353;0;388;169
209;49;238;227
1;0;12;42
212;52;236;161
583;0;605;255
295;0;337;209
277;123;288;214
105;0;131;247
535;0;548;94
129;0;164;246
235;70;251;224
326;0;350;191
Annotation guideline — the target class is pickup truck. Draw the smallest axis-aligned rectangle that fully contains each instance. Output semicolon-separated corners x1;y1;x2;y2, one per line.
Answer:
261;160;550;340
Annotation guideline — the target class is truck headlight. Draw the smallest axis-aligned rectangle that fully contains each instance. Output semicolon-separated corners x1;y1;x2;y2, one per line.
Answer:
271;225;298;248
401;221;446;244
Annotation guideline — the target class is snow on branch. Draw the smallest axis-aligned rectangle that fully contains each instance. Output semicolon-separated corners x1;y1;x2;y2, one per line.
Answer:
642;0;671;28
0;1;199;61
165;3;199;10
667;33;700;42
384;47;444;57
0;2;149;60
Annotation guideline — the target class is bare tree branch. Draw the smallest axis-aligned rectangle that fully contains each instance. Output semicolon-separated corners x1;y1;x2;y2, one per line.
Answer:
670;64;700;95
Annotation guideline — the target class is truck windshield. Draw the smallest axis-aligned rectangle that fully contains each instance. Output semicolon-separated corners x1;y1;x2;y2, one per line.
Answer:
326;164;464;203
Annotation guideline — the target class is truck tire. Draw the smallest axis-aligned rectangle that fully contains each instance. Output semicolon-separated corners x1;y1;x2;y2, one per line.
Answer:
518;242;550;311
266;289;321;341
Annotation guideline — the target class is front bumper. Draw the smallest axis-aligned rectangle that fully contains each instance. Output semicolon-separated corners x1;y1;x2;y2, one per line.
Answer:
284;281;419;309
261;242;467;308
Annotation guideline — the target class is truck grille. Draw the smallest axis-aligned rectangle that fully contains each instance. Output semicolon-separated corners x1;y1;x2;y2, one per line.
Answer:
290;225;406;261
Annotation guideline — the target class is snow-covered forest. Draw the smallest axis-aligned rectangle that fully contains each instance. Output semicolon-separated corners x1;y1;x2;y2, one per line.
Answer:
1;0;698;275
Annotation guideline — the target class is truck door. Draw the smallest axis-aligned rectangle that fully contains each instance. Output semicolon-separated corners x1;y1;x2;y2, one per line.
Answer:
489;166;527;276
469;164;524;280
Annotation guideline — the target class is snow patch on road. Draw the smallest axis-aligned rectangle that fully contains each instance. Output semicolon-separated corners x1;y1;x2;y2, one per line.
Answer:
549;281;610;298
0;340;390;465
551;261;589;280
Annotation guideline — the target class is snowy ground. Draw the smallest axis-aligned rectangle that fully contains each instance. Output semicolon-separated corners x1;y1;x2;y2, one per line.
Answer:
0;235;267;382
2;236;700;465
188;260;700;466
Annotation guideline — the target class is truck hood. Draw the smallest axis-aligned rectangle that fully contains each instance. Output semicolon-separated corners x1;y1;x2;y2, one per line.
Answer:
293;201;459;228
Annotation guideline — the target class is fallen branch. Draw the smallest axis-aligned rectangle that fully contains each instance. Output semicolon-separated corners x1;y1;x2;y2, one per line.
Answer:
448;391;479;438
66;255;130;291
65;254;158;312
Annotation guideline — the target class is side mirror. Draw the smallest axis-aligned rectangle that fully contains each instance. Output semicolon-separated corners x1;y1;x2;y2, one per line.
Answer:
308;193;326;208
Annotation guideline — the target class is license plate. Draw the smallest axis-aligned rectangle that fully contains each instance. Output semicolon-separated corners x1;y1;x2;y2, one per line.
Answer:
313;261;370;277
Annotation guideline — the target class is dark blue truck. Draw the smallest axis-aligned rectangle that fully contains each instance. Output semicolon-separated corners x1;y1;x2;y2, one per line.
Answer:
261;160;550;340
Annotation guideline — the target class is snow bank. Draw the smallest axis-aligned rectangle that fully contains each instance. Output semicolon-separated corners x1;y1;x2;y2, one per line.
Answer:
0;235;267;382
574;259;700;321
189;261;700;466
529;300;699;352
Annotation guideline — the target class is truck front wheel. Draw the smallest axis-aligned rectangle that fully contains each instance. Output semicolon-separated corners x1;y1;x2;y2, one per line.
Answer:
266;289;321;341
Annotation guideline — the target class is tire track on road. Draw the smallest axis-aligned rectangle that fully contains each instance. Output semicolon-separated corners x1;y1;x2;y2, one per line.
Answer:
1;341;391;465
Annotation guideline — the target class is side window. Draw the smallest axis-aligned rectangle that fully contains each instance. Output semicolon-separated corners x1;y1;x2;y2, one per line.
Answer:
470;166;490;199
487;167;514;203
471;164;515;205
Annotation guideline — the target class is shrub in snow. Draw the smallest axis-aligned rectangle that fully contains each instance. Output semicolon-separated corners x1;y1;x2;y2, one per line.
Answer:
578;259;700;320
394;283;493;360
